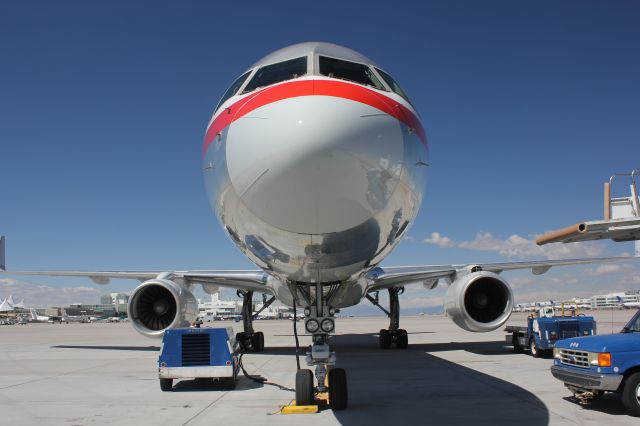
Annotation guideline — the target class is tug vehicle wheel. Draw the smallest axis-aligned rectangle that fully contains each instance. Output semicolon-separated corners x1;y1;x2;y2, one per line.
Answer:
159;378;173;392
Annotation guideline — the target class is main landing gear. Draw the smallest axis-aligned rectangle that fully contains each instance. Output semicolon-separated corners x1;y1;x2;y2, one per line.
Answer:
293;282;348;410
235;290;275;353
366;287;408;349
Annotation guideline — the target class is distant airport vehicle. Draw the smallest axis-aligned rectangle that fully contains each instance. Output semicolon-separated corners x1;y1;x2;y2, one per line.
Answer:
158;327;239;391
0;316;16;325
551;308;640;416
505;306;596;357
29;308;50;323
1;42;637;410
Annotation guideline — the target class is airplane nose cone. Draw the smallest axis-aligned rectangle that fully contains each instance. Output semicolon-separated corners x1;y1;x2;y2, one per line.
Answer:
226;96;405;234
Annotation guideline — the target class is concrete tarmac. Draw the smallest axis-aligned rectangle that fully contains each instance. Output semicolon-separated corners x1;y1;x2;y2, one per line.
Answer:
0;311;637;425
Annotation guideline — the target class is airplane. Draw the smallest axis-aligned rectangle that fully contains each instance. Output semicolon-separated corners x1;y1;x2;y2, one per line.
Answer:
616;295;640;309
61;309;91;323
0;42;637;410
29;308;50;323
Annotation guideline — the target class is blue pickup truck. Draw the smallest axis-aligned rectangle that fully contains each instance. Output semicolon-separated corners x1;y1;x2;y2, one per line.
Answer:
551;309;640;416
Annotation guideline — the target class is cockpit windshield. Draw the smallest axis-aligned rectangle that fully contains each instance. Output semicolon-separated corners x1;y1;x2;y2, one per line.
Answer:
242;56;307;94
319;56;385;90
214;70;252;113
375;67;412;104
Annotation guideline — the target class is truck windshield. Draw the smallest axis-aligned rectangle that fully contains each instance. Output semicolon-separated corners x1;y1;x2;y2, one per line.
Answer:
622;311;640;332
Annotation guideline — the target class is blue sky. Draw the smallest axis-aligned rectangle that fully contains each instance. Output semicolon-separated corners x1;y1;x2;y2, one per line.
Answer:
1;0;639;310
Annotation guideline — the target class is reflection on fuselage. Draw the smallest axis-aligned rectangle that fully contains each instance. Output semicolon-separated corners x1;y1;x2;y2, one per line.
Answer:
203;44;428;306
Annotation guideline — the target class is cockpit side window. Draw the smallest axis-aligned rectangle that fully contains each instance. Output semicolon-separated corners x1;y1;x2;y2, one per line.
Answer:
242;56;307;94
375;67;412;104
319;56;385;90
215;70;252;113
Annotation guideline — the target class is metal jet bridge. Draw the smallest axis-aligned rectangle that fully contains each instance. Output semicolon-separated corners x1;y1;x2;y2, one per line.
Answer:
536;169;640;249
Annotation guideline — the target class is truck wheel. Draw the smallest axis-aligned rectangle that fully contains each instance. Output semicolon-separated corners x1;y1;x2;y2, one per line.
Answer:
530;339;541;358
622;372;640;416
295;369;314;406
512;337;523;353
159;378;173;392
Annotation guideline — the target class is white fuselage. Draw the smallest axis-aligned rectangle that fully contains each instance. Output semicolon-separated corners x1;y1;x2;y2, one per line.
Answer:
203;54;428;308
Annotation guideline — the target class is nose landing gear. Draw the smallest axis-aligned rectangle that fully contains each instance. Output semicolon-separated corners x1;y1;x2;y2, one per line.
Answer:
292;282;348;410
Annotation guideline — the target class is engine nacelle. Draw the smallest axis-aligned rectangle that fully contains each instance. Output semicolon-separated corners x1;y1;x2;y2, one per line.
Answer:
128;278;198;338
444;271;514;332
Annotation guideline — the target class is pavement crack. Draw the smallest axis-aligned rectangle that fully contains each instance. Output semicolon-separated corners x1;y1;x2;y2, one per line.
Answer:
181;392;229;426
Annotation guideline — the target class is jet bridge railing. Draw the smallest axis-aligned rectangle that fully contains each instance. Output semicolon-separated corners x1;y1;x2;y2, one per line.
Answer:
604;169;640;221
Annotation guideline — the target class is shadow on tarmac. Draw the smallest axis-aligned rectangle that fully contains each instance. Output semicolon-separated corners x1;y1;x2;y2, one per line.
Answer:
53;333;551;423
562;395;628;417
326;333;550;425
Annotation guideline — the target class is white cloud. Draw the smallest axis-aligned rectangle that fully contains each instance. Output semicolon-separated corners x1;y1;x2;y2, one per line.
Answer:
459;232;605;259
586;264;623;275
423;232;455;248
424;231;605;260
0;278;104;308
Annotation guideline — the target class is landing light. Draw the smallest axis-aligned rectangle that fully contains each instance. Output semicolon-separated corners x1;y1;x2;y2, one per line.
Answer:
306;319;319;333
321;319;335;333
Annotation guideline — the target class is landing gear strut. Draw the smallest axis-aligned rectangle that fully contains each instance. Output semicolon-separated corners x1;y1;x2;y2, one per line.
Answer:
293;281;348;410
366;287;408;349
235;290;274;352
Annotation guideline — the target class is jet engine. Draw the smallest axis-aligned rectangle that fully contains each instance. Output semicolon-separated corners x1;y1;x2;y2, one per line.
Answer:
444;271;514;332
128;278;198;338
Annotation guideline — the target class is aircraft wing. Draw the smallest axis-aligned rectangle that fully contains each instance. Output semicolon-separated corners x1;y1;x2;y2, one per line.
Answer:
365;255;637;292
535;217;640;245
0;268;270;292
0;237;269;293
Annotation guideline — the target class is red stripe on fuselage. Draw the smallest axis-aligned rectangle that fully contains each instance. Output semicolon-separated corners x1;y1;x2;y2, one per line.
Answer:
203;79;427;156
